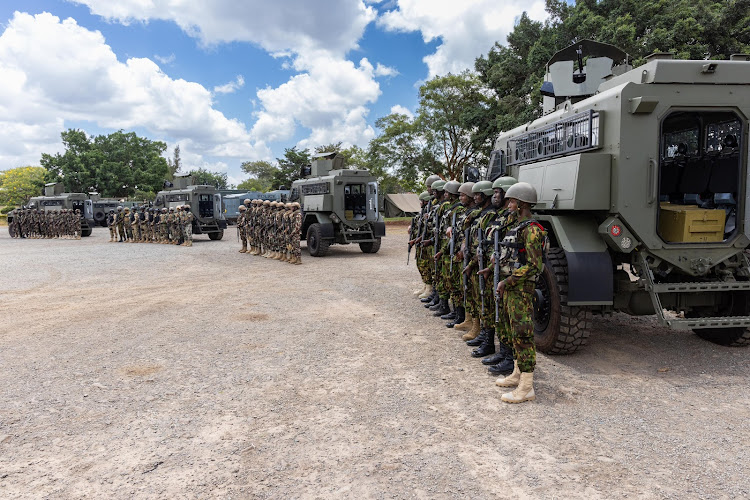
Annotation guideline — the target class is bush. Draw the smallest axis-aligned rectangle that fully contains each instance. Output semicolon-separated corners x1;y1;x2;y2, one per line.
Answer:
0;205;16;214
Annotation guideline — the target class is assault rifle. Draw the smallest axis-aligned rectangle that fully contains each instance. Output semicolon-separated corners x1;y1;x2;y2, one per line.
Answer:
463;227;470;308
477;223;485;319
494;226;500;323
433;207;441;277
449;211;457;273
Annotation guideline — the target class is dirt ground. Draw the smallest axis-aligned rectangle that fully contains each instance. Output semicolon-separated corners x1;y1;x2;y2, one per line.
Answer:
0;225;748;499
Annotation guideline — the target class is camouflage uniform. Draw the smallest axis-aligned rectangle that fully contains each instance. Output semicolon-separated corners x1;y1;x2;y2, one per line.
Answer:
291;203;302;264
183;205;194;246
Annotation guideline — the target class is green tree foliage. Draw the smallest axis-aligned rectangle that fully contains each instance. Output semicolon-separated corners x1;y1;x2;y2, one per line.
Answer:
167;145;181;179
40;129;170;198
274;146;310;189
189;168;229;189
239;160;276;192
0;166;46;206
417;71;492;181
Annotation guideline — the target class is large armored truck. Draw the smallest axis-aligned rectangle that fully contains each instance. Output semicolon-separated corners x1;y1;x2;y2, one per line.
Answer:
154;174;227;240
7;182;96;237
290;152;385;256
488;40;750;353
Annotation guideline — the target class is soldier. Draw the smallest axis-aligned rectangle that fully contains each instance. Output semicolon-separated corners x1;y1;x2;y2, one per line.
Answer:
183;205;194;246
261;200;272;258
445;182;476;328
494;182;545;403
132;207;142;242
433;180;463;318
166;207;176;244
158;208;167;243
237;204;248;253
290;202;302;264
122;207;132;241
247;200;259;255
418;176;443;305
410;192;432;295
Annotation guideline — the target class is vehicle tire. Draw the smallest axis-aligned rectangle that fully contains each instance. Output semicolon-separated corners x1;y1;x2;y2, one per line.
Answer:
533;247;593;354
359;238;381;254
307;223;330;257
81;227;92;237
691;291;750;347
208;230;224;240
8;223;16;238
94;211;106;225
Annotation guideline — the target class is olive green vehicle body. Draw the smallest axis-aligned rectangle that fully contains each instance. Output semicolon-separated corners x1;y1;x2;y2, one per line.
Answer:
489;42;750;352
154;175;227;240
7;183;96;236
290;153;385;256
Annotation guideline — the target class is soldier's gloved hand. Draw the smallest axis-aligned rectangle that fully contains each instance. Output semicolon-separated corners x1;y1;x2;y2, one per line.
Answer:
435;251;443;259
477;267;491;280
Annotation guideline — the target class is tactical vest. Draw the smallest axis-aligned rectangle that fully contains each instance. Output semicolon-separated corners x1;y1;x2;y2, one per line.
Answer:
497;219;547;275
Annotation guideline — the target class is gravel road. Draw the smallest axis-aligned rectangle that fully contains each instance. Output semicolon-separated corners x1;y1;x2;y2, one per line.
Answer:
0;225;748;499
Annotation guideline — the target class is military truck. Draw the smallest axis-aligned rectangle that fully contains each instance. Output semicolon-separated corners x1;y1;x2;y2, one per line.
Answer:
290;152;385;256
154;174;227;240
7;182;96;237
487;40;750;353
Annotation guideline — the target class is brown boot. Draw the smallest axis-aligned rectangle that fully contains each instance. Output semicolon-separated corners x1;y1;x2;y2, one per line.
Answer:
495;361;520;387
239;242;247;253
501;372;535;403
461;318;481;341
454;311;473;331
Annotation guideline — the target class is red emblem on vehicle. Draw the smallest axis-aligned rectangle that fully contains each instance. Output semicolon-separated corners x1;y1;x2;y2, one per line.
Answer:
610;224;622;237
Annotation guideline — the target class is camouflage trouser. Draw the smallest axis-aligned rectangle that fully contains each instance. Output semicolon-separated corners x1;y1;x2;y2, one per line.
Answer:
238;225;247;244
501;289;536;372
117;224;125;240
133;225;141;241
109;226;115;239
447;256;463;306
436;256;450;300
416;245;433;285
471;270;495;329
186;223;192;243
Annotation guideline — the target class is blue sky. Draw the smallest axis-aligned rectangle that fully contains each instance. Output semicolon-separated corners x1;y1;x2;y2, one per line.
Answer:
0;0;548;187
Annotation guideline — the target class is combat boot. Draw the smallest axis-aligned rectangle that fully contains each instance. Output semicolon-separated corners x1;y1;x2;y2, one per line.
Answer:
440;303;456;320
414;283;427;296
454;311;473;331
501;372;535;403
495;361;520;387
426;292;440;309
487;342;515;375
423;290;437;307
471;328;495;357
294;255;302;265
446;306;465;328
239;242;247;253
419;285;434;300
462;318;481;341
432;298;450;316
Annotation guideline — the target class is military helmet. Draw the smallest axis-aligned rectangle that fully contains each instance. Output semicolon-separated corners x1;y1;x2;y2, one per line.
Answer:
239;205;247;211
285;203;293;209
418;191;430;201
458;182;475;196
169;207;174;212
161;208;167;213
504;182;538;204
117;206;123;211
444;180;461;195
109;209;114;213
492;176;518;192
244;198;251;205
425;174;441;187
471;180;494;196
124;207;130;212
431;180;446;192
292;202;300;209
263;200;271;206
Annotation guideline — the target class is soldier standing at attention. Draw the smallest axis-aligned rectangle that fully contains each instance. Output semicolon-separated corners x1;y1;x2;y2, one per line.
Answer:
132;207;141;242
237;204;248;253
107;209;116;242
183;205;194;246
291;202;302;264
115;206;124;242
494;182;545;403
122;207;132;242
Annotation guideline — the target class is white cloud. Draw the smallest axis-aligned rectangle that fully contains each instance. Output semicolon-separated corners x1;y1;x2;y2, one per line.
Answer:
0;12;268;171
378;0;548;77
390;104;413;117
154;53;176;65
374;63;398;77
213;75;245;95
70;0;388;155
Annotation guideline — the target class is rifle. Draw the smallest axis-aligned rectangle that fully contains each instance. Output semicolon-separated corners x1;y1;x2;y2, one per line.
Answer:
449;211;457;273
463;227;470;308
407;213;419;265
477;223;485;319
417;200;431;259
494;225;500;323
433;205;441;277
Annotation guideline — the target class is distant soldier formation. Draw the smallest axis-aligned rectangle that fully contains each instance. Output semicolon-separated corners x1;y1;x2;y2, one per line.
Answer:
237;199;302;264
8;208;82;239
107;205;194;246
408;175;546;404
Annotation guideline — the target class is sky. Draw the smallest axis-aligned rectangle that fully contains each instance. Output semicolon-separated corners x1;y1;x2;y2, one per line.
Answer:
0;0;548;187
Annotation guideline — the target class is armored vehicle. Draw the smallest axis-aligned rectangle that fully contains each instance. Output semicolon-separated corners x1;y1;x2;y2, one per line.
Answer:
154;174;227;240
290;152;385;256
7;182;96;236
488;40;750;353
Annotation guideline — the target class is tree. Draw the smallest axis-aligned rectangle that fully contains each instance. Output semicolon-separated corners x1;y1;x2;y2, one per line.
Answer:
0;166;46;206
239;160;276;191
167;145;181;179
416;71;492;181
189;168;229;189
274;147;310;189
40;129;170;198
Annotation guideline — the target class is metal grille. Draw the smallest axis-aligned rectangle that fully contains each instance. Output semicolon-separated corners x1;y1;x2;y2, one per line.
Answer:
507;110;601;166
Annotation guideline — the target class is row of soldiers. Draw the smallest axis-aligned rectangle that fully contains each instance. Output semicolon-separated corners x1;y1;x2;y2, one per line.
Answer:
8;208;82;239
237;199;303;265
408;175;545;404
107;205;194;246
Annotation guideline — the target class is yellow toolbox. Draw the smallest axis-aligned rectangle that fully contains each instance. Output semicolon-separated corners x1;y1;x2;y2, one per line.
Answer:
658;203;726;243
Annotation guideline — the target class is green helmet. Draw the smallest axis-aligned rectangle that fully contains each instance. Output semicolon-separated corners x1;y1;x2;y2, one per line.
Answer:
458;182;475;196
444;180;461;195
492;176;518;192
418;191;431;201
431;180;446;191
425;174;441;187
505;182;538;205
471;180;494;196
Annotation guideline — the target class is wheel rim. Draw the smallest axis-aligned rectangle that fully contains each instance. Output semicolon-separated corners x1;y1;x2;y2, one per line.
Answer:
309;233;317;252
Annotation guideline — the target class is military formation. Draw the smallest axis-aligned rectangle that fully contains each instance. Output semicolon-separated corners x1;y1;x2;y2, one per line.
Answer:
236;199;303;265
106;205;194;246
408;175;546;404
8;208;82;239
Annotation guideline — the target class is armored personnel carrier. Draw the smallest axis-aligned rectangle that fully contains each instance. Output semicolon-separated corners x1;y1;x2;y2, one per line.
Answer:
7;182;96;236
290;152;385;256
154;174;227;240
488;40;750;353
